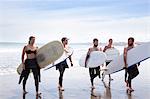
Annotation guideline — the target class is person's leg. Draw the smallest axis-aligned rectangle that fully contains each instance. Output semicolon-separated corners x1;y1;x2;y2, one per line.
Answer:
38;67;41;82
109;74;113;81
125;69;128;87
58;67;65;91
128;78;131;88
59;69;65;87
18;70;25;84
89;68;95;89
127;74;134;92
23;69;30;93
96;66;101;78
106;62;113;81
102;62;109;81
32;68;40;95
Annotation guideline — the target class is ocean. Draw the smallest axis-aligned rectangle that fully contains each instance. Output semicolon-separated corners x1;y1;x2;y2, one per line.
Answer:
0;42;124;75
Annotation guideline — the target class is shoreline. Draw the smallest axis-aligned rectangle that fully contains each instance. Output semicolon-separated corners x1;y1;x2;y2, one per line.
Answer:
0;63;150;99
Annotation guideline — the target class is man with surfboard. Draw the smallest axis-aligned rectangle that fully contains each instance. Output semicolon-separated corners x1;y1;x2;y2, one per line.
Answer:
56;37;73;91
85;38;102;89
102;39;114;81
18;36;41;96
124;37;139;93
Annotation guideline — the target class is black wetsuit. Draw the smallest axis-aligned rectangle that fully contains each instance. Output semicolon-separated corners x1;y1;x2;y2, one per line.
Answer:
56;59;69;87
89;66;100;86
18;50;40;92
125;64;139;88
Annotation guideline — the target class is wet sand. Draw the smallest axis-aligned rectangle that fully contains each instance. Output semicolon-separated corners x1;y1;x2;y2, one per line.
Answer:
0;59;150;99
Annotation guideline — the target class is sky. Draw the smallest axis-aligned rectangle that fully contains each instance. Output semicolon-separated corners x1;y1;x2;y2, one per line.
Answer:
0;0;150;43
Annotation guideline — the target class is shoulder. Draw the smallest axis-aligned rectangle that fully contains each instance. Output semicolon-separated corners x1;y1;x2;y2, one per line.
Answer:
88;47;92;51
23;45;27;50
124;47;128;53
124;46;128;50
87;48;93;54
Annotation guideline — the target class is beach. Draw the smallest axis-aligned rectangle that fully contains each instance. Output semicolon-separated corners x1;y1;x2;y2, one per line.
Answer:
0;43;150;99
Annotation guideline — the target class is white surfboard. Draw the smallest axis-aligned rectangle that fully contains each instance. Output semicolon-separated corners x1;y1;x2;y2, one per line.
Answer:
44;47;73;70
54;47;73;65
79;51;106;68
105;48;120;62
17;41;64;75
104;42;150;75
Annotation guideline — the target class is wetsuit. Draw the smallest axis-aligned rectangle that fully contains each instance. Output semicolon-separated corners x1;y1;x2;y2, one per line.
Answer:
89;66;100;86
18;50;40;92
56;59;69;87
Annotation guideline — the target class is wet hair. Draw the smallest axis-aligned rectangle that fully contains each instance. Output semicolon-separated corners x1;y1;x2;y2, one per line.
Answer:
93;38;98;42
61;37;68;43
109;38;113;42
128;37;134;42
28;36;35;44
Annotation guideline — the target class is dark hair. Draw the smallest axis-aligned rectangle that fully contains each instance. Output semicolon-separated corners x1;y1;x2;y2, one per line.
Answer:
109;38;113;42
93;38;98;42
128;37;134;42
61;37;67;43
28;36;35;44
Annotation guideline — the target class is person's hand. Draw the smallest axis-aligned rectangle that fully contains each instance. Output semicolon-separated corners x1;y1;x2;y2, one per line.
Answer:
22;63;25;70
123;67;127;69
71;62;73;67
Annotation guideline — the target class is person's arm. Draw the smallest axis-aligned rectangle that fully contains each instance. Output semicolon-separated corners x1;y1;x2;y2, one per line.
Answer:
64;47;73;66
123;47;128;69
69;55;73;66
103;46;107;52
85;48;91;67
22;46;26;69
124;47;128;82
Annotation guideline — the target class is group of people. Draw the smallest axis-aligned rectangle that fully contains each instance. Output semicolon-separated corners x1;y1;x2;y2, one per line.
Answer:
18;36;140;96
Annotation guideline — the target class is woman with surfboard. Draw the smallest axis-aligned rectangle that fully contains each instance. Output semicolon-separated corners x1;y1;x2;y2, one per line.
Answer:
85;38;102;89
102;39;114;81
56;37;73;91
18;36;41;96
124;37;139;93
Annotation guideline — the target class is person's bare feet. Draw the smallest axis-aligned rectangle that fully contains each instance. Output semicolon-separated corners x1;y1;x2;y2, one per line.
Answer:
91;86;95;89
36;92;42;96
23;90;28;94
128;87;134;92
125;80;129;87
58;84;65;91
59;87;65;91
109;78;113;81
